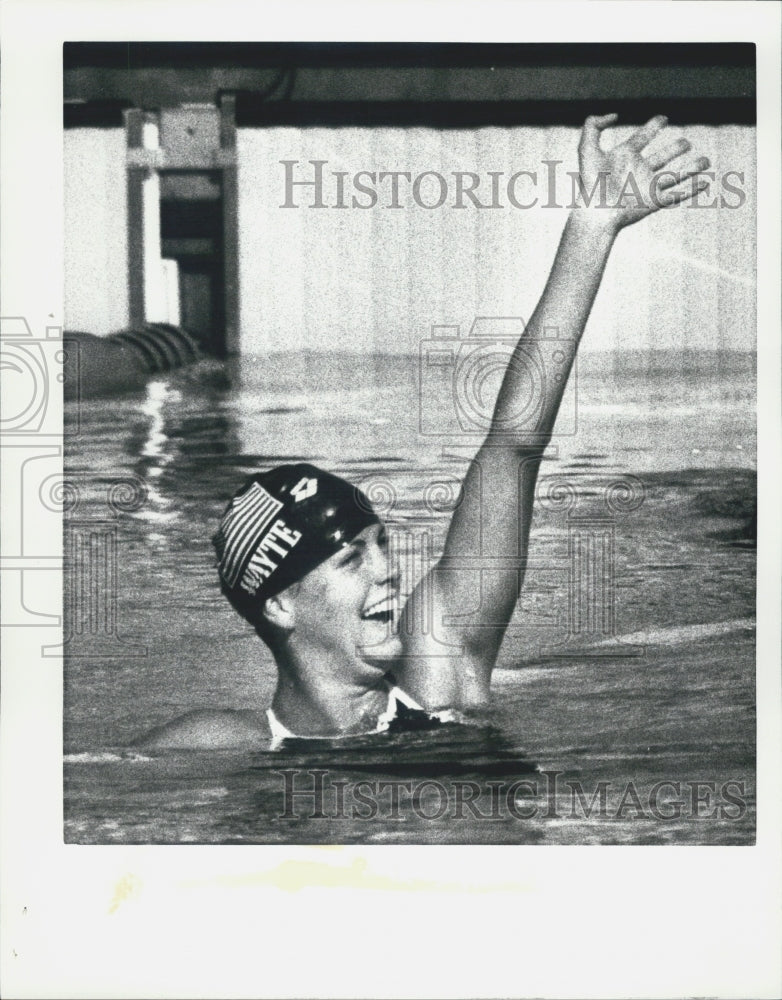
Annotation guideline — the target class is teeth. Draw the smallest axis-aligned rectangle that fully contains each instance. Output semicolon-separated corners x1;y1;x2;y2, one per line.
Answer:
361;596;395;618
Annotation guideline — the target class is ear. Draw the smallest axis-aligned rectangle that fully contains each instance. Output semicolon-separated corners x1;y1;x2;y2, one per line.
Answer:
261;588;296;632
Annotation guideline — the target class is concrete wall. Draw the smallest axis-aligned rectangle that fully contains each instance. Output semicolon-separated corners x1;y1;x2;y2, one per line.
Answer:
237;125;756;355
64;128;128;333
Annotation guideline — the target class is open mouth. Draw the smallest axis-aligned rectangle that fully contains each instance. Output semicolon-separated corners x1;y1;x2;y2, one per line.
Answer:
361;596;395;625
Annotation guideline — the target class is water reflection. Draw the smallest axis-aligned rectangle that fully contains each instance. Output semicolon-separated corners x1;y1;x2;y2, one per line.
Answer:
132;380;179;533
63;350;756;844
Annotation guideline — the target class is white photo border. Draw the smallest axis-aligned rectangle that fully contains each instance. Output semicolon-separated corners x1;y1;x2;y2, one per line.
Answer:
1;2;780;998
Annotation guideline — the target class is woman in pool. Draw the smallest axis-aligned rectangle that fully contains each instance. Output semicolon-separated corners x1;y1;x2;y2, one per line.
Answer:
140;113;710;748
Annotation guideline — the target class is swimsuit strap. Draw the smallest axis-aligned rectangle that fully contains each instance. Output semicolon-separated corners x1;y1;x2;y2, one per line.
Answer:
385;683;426;711
267;678;427;746
266;706;297;744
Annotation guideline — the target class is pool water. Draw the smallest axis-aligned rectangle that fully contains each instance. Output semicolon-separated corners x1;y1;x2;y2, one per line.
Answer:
63;349;756;844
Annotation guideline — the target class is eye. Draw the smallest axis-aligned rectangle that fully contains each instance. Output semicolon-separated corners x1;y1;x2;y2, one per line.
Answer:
340;547;362;568
376;528;388;550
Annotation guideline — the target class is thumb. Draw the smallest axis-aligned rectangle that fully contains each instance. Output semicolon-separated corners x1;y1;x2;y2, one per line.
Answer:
579;113;619;150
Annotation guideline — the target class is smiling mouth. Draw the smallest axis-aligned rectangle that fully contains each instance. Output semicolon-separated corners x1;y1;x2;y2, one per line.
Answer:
361;596;396;624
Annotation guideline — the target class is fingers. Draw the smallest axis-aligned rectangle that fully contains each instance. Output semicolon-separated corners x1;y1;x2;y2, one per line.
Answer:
578;112;619;149
646;136;692;171
624;115;668;153
654;156;711;191
654;174;710;209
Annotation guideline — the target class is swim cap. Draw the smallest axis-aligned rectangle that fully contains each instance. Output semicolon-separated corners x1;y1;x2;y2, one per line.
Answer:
214;464;379;602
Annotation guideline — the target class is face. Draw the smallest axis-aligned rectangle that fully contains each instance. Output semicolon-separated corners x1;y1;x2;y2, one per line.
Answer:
286;522;401;671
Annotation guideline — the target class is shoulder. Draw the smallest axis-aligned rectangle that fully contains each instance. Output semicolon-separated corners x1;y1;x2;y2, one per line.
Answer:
133;708;269;750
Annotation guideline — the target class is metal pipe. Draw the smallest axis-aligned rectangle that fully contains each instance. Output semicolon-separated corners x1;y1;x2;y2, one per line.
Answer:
63;324;202;400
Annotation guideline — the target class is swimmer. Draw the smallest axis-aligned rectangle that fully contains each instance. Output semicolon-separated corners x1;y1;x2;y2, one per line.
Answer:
138;114;711;749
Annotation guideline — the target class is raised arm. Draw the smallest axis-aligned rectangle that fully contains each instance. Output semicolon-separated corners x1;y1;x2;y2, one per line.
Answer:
396;114;710;709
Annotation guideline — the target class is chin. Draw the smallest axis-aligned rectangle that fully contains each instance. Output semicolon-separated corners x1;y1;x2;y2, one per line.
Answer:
358;628;402;667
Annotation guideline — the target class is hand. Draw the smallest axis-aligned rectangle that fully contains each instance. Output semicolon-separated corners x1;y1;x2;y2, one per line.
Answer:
575;113;711;230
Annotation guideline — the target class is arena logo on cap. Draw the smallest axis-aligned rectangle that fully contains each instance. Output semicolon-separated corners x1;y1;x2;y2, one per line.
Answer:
240;518;303;595
290;476;318;502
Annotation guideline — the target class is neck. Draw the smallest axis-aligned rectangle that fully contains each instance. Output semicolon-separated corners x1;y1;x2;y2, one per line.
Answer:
270;638;389;737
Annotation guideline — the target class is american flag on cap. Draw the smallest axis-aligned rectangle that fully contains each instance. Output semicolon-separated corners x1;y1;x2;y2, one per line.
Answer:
214;481;283;589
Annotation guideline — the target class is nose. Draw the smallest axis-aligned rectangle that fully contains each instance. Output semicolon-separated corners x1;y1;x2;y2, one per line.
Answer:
369;538;399;591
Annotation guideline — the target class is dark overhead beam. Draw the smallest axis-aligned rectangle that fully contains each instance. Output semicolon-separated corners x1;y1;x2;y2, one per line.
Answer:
64;41;756;71
233;97;756;128
64;96;756;129
64;99;133;127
